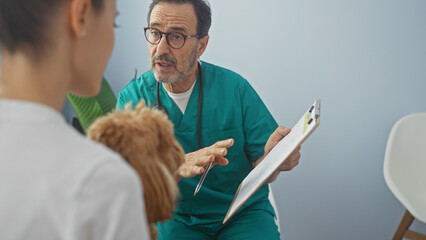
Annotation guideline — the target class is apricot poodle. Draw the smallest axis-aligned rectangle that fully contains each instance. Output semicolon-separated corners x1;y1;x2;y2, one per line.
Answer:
87;100;185;239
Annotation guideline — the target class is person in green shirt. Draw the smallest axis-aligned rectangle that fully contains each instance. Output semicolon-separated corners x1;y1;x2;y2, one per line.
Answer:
117;0;302;239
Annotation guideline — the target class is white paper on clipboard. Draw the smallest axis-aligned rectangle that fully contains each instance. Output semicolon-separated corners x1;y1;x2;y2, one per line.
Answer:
223;99;321;224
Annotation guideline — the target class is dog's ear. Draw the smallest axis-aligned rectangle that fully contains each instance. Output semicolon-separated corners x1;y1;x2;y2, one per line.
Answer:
158;136;185;174
135;104;186;173
149;225;158;240
131;154;179;223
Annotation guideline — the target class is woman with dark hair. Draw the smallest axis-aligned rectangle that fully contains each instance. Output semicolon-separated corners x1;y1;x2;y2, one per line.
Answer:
0;0;149;239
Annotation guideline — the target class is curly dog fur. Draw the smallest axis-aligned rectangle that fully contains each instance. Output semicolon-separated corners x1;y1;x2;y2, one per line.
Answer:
87;100;185;239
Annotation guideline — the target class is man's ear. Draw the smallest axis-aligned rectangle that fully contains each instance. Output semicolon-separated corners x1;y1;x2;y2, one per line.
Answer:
69;0;91;38
197;35;210;57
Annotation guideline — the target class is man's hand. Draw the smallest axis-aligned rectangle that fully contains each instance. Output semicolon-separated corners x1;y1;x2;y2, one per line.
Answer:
253;126;301;183
175;139;234;181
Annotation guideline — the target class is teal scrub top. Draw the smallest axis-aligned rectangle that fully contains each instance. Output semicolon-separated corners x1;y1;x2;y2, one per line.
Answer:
117;61;278;225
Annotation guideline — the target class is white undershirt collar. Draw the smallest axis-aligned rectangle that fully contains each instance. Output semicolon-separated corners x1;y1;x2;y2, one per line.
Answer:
163;80;196;114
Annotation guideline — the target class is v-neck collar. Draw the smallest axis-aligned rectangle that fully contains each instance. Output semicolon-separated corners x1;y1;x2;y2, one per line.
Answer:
159;74;201;130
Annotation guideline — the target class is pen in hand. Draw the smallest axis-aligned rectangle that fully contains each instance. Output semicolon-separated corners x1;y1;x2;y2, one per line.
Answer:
191;138;234;196
194;162;213;196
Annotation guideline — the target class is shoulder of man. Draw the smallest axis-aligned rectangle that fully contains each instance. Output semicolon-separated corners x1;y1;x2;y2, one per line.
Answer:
121;70;156;92
201;61;250;87
117;70;157;108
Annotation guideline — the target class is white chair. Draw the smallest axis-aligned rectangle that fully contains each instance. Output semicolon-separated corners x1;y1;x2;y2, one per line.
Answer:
384;113;426;240
268;184;281;233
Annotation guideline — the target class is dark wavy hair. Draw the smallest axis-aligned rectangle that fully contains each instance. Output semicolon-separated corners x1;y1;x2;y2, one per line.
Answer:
147;0;211;38
0;0;105;54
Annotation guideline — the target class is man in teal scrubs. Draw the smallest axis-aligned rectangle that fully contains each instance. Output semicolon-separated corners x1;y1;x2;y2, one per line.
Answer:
117;0;301;239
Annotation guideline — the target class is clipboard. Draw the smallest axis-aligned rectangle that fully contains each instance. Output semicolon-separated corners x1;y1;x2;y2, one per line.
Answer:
223;99;321;224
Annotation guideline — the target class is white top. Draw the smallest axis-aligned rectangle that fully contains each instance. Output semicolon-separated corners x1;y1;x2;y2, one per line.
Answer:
164;81;196;114
0;99;150;240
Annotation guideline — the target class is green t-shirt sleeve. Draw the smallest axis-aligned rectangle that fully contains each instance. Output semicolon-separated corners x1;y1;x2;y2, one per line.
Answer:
66;77;117;132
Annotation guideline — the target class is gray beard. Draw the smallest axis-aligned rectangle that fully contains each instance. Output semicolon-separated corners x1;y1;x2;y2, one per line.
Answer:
154;48;198;84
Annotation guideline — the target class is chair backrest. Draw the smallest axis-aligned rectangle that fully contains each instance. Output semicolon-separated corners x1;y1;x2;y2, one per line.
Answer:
268;184;280;232
384;113;426;223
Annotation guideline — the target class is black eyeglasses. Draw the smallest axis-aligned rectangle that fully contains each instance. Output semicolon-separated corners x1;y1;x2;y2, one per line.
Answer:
144;27;199;49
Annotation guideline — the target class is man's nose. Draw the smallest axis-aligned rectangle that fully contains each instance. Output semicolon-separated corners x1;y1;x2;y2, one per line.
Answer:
156;35;171;55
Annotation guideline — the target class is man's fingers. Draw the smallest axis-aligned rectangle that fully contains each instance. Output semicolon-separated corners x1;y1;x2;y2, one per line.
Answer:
282;158;299;171
287;149;301;164
293;145;302;153
179;165;204;178
264;126;290;154
290;146;301;159
196;154;215;166
179;139;234;179
214;156;229;166
181;155;227;178
193;166;204;174
278;149;301;171
272;126;290;142
213;138;234;148
205;147;228;156
199;155;228;167
201;139;234;158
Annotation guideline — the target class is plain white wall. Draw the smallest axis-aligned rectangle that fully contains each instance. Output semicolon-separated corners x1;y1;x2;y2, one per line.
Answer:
63;0;426;239
202;1;426;239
